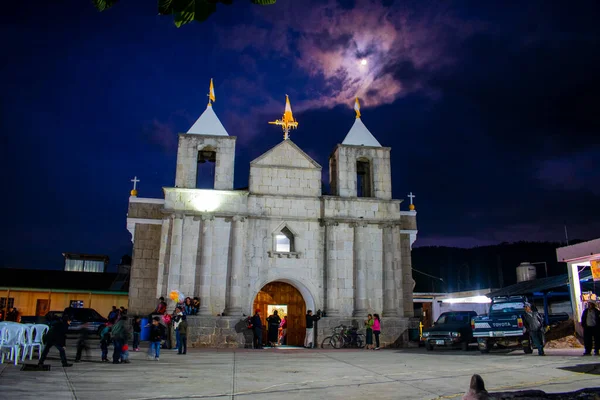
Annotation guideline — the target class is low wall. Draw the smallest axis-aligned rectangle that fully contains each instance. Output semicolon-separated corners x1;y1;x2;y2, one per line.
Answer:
177;316;418;349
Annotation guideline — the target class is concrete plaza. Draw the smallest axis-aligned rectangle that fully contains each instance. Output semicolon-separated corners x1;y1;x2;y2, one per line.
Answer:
0;345;598;400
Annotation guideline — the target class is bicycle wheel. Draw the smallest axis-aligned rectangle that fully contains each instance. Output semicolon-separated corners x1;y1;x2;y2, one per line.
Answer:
331;333;344;349
355;334;365;349
321;336;333;349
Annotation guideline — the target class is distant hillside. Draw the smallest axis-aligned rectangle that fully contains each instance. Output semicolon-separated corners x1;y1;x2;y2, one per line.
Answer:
411;240;585;293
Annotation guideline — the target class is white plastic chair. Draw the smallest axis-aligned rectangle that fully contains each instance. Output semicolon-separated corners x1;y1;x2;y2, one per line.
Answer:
23;324;48;361
0;324;26;365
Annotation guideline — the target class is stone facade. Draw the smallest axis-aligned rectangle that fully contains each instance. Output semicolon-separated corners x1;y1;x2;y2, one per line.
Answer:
126;108;418;348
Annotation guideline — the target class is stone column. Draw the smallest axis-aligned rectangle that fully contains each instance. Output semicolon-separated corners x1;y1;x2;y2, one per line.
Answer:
381;223;398;317
197;214;214;316
353;222;368;316
166;214;184;306
225;216;245;315
156;216;172;298
324;220;340;317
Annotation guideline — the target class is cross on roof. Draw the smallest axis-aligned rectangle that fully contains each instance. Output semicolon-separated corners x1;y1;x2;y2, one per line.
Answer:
408;192;415;205
131;176;140;191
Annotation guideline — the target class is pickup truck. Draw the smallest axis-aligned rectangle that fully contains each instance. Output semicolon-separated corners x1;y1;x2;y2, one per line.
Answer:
471;296;535;354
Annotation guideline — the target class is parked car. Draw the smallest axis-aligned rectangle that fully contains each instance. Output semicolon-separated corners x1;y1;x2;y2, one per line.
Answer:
471;296;533;354
421;311;478;351
21;308;107;336
62;307;108;335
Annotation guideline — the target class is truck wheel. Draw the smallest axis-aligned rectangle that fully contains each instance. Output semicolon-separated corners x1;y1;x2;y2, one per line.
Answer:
478;339;489;354
425;342;433;351
461;341;469;351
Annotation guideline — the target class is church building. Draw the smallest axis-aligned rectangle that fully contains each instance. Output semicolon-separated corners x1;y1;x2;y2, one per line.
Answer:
126;87;418;347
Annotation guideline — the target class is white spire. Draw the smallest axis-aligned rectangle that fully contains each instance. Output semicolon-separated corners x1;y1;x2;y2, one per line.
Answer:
341;117;381;147
187;105;229;136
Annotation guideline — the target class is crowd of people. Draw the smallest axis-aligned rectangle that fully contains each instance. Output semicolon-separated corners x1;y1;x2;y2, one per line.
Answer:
0;307;20;322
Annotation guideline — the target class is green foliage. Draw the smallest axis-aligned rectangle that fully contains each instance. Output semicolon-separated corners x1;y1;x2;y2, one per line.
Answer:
93;0;276;27
92;0;119;12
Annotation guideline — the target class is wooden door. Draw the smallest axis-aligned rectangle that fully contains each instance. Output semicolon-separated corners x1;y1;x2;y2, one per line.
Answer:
36;299;49;316
253;282;306;346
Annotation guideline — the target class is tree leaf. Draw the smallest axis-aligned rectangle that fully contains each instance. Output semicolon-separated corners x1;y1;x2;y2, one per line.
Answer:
193;0;218;23
92;0;119;12
251;0;276;5
158;0;174;15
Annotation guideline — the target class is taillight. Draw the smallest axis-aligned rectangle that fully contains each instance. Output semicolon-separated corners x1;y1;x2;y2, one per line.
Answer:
471;319;475;330
517;318;523;328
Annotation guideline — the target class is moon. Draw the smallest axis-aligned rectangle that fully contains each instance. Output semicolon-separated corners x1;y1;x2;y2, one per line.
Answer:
360;59;368;66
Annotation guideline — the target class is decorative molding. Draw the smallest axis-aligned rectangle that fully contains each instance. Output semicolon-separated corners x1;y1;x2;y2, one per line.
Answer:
267;251;301;259
126;218;163;225
400;210;417;216
319;219;339;227
129;197;165;204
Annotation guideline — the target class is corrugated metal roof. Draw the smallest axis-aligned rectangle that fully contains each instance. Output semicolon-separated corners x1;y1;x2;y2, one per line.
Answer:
487;270;594;297
0;268;124;292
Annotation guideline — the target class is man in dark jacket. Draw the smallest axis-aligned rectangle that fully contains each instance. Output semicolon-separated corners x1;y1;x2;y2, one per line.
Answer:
178;315;188;355
522;303;545;356
304;310;320;348
39;315;73;367
251;309;263;349
581;302;600;356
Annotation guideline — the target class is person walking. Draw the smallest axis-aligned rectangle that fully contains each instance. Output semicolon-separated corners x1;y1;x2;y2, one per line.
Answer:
74;323;91;362
304;310;320;348
178;315;188;355
581;302;600;356
148;317;163;361
251;309;264;349
373;314;381;350
38;315;72;368
364;314;374;350
522;303;545;356
99;323;111;362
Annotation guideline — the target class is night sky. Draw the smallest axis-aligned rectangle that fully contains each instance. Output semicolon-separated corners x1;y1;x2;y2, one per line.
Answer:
2;0;599;271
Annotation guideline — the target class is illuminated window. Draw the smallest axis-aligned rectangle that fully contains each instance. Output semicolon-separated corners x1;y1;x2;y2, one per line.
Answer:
275;227;294;253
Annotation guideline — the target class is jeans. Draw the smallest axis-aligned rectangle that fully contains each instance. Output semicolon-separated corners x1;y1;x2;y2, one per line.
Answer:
100;341;109;360
39;343;68;366
374;331;380;348
253;328;263;349
150;341;161;358
583;326;600;354
178;335;187;354
112;339;123;363
132;332;140;349
530;330;545;355
175;329;181;350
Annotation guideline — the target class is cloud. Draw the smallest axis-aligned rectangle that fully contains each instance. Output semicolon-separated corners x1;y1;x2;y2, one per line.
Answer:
216;0;481;112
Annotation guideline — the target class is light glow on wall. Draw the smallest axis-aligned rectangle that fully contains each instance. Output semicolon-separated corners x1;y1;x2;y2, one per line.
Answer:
442;295;491;304
191;191;223;212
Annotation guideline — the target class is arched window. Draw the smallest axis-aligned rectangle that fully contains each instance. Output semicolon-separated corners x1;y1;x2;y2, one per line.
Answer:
356;158;372;197
196;146;216;189
275;227;295;252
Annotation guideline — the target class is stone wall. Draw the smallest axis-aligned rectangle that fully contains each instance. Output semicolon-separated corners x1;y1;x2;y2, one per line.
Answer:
179;316;419;349
175;134;237;190
127;201;164;219
128;224;161;314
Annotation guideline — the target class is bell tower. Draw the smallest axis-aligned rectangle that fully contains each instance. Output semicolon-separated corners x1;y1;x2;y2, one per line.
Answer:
174;80;236;190
329;99;392;199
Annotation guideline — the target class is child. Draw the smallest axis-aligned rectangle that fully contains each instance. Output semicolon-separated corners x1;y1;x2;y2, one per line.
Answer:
132;317;141;351
148;316;163;361
121;344;130;363
100;323;112;362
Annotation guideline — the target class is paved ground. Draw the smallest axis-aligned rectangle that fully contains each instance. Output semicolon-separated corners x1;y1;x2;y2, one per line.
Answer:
0;342;599;400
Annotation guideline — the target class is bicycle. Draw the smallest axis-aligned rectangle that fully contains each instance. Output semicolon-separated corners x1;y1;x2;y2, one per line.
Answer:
328;325;365;349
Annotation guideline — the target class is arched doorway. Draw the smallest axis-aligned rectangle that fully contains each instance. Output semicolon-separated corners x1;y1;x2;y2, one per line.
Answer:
253;281;306;346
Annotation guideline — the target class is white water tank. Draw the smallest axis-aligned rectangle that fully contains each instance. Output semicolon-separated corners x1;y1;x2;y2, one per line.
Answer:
516;262;537;283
